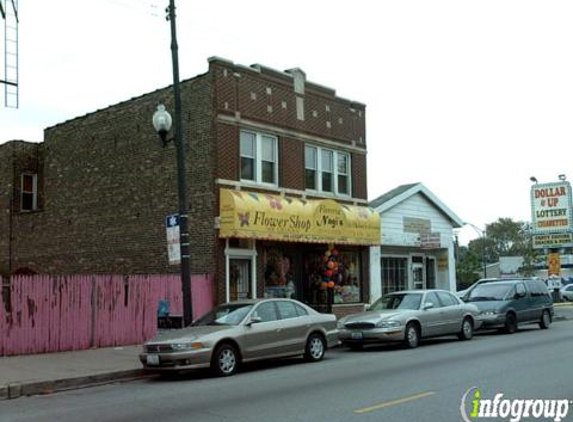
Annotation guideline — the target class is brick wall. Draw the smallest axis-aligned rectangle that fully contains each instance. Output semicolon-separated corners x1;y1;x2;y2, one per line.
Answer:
279;137;304;190
352;152;368;200
4;74;216;276
211;59;366;147
0;142;44;275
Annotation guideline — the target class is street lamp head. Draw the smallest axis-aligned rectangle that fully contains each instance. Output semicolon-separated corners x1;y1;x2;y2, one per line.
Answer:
152;104;173;146
529;176;538;184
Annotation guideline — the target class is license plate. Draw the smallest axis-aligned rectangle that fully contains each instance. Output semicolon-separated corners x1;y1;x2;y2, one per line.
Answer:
146;354;160;365
351;332;363;340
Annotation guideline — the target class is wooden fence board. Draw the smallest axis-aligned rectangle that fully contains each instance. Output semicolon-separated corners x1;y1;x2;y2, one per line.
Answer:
0;273;214;356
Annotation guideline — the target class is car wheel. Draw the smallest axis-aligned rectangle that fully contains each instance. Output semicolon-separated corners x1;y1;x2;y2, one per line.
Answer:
504;313;518;334
539;309;551;329
458;317;473;341
211;343;239;377
304;333;326;362
404;323;420;349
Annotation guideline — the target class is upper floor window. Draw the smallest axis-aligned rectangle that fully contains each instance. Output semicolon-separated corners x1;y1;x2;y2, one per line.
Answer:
240;130;278;185
21;173;38;211
305;145;351;195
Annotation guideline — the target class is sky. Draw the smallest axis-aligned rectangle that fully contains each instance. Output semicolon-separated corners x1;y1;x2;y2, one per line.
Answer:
2;0;573;245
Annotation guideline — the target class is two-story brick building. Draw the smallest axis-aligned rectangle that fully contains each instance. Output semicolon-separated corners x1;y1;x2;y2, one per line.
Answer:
0;57;379;317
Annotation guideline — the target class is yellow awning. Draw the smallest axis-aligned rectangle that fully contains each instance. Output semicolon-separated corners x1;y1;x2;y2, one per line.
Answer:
219;189;380;246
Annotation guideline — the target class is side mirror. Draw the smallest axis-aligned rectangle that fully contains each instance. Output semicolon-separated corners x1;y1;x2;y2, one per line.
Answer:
423;302;434;311
247;316;262;325
515;291;526;299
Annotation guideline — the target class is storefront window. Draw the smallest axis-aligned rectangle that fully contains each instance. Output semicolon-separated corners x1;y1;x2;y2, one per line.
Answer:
382;257;408;295
304;248;361;305
264;248;296;299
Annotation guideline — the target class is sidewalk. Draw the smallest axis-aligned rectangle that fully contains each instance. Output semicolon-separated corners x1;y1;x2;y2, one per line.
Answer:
0;345;147;400
1;302;572;401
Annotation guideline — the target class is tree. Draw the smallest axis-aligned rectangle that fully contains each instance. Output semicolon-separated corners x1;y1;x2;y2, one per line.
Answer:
460;217;537;280
455;243;482;289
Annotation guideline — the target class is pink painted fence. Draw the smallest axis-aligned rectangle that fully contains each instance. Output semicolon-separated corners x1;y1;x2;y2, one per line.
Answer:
0;274;214;356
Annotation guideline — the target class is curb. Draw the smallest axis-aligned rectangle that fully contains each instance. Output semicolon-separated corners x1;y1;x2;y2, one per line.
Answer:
0;369;149;401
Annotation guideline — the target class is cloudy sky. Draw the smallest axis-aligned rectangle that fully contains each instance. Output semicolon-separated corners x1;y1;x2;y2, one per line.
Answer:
2;0;573;244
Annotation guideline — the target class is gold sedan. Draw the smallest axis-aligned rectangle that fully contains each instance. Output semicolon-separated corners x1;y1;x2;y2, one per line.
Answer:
140;299;339;376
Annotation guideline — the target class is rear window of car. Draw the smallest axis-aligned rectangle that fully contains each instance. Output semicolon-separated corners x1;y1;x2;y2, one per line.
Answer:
277;301;299;319
436;291;459;306
294;303;309;317
527;281;549;297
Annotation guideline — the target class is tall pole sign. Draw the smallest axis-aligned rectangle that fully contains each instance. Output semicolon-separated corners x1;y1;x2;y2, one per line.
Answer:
530;181;573;249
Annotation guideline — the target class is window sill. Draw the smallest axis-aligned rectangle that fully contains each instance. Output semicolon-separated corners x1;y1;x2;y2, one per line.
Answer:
18;209;42;215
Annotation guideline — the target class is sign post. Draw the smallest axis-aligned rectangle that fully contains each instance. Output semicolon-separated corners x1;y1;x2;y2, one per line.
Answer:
165;213;181;265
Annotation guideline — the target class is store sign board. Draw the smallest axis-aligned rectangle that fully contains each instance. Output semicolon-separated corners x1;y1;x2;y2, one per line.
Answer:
438;255;449;270
420;232;441;249
530;182;573;234
532;233;573;249
403;217;431;235
219;189;381;245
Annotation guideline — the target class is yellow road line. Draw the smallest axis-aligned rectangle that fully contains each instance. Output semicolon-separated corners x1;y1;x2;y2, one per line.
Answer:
354;391;437;414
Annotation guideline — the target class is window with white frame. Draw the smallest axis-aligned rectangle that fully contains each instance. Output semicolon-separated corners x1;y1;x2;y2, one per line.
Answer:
21;173;38;211
240;130;278;185
305;145;351;195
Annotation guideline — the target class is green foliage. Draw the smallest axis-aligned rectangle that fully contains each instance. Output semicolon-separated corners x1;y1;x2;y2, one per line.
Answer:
455;244;482;289
457;218;537;283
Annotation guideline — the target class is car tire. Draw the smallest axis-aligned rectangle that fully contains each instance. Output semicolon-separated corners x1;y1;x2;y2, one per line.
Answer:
211;343;239;377
539;309;551;329
404;323;420;349
458;317;474;341
304;333;326;362
504;313;518;334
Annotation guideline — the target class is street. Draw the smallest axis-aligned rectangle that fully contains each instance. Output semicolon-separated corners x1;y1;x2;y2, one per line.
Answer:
1;318;572;422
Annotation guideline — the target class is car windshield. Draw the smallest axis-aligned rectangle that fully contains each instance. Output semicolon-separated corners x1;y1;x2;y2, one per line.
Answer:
370;293;422;311
193;303;254;326
467;284;513;302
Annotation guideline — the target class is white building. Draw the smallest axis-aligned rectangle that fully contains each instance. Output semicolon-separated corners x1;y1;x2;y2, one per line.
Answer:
369;183;464;301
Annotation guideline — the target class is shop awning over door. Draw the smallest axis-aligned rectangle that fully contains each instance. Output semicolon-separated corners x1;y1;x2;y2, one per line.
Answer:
219;189;381;245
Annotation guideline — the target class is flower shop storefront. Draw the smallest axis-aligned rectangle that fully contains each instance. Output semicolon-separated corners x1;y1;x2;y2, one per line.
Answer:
219;189;380;315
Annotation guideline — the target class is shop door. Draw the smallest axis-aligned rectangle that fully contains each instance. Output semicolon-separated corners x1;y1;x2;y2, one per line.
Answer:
412;259;425;290
229;258;251;301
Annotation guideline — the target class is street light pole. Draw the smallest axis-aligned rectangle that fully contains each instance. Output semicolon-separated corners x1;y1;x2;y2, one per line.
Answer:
167;0;192;326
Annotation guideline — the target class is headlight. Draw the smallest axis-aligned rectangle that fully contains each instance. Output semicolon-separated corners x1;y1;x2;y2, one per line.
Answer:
171;342;204;351
376;320;401;329
480;310;497;316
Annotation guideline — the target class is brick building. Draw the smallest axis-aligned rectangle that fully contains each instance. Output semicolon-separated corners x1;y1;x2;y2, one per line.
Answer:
0;57;379;317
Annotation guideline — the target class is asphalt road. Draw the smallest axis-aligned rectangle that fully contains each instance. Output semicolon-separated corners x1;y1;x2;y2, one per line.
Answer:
1;319;572;422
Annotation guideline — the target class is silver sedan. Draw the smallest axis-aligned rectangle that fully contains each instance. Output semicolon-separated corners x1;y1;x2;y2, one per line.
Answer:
338;289;481;349
561;284;573;301
140;299;338;376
